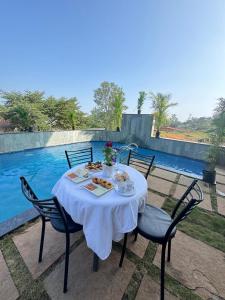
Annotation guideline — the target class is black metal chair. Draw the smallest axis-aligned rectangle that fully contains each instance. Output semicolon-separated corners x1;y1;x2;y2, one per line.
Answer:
65;147;93;169
20;176;83;293
119;179;203;300
127;150;155;179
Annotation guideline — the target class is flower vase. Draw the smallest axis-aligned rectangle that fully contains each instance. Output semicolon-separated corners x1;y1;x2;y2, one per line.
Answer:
102;164;114;178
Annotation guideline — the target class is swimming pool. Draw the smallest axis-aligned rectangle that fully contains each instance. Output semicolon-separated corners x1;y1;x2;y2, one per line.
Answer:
0;141;205;224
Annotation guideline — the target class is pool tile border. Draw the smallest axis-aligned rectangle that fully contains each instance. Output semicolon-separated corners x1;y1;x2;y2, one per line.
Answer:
0;208;39;237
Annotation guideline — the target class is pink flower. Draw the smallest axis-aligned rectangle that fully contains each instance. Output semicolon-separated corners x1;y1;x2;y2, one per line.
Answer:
105;141;113;148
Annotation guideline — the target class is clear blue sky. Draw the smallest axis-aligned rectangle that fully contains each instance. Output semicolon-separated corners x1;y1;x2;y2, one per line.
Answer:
0;0;225;120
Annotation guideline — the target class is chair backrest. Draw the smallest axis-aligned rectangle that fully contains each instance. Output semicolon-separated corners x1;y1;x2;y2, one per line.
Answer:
65;147;93;169
127;150;155;179
165;179;203;241
20;177;68;225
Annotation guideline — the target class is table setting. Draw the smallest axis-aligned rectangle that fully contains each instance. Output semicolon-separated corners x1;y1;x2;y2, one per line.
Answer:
52;142;148;260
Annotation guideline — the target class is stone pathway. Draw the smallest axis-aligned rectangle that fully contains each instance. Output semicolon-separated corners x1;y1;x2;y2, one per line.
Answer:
153;231;225;300
173;183;212;211
44;242;136;300
151;168;177;182
217;196;225;216
147;190;165;208
136;275;178;300
13;220;82;279
148;176;173;196
0;250;19;300
1;166;225;300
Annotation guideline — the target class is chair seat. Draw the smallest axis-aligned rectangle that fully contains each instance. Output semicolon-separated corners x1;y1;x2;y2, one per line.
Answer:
137;204;176;243
50;211;83;233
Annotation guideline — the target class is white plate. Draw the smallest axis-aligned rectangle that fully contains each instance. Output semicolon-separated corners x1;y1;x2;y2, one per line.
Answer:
83;182;113;197
66;172;91;184
116;188;136;197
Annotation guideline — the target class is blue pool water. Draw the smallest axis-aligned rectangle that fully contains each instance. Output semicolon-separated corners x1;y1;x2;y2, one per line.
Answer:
0;141;205;223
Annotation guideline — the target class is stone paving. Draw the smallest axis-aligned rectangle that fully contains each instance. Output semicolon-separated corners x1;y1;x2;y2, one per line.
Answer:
154;231;225;300
0;167;225;300
0;250;19;300
217;196;225;216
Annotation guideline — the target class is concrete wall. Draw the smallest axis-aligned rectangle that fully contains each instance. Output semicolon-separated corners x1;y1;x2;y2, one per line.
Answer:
0;114;224;165
0;114;153;153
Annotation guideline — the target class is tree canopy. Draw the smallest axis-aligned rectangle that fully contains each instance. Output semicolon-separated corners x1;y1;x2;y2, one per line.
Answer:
91;81;127;130
150;92;177;134
137;91;147;114
0;91;84;131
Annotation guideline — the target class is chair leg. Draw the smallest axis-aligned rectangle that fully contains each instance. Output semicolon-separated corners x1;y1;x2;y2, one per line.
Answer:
93;253;99;272
119;233;128;267
160;243;166;300
38;216;45;263
133;228;138;242
167;240;171;262
63;232;70;293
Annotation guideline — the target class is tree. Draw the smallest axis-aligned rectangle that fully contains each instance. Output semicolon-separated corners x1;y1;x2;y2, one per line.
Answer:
92;81;126;130
150;92;177;137
112;93;127;130
53;98;81;130
169;114;180;127
212;97;225;143
205;97;225;173
137;91;147;114
0;90;49;131
0;90;84;131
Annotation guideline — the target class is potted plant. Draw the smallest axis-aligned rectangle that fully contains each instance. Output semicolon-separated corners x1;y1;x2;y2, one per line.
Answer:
202;143;218;184
203;97;225;184
102;141;116;178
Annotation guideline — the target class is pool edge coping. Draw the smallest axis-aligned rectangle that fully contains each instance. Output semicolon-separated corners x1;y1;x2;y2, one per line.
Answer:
0;208;39;237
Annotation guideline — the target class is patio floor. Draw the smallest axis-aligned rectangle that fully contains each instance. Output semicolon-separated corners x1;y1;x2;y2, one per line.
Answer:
0;167;225;300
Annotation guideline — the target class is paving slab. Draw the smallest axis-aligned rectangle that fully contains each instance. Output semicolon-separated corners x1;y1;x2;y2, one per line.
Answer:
147;191;165;208
180;177;211;194
44;242;136;300
153;231;225;300
120;233;149;258
0;250;19;300
136;275;178;300
173;184;212;211
199;181;211;194
199;192;212;211
216;173;225;184
178;175;194;186
217;183;225;195
217;196;225;216
151;168;177;182
13;220;82;279
216;166;225;176
148;176;173;196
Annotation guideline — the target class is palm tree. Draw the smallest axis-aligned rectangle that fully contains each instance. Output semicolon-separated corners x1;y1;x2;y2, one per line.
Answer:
112;93;127;131
150;92;177;138
137;91;147;114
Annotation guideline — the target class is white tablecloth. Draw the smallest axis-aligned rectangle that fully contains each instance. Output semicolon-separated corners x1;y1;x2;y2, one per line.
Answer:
52;164;148;260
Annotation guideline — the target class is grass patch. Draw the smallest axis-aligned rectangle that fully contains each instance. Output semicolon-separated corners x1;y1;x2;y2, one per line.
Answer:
163;198;225;252
122;268;145;300
146;263;202;300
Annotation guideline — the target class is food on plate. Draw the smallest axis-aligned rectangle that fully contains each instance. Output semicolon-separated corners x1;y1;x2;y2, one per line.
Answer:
85;183;97;191
67;173;78;179
105;182;113;189
92;177;99;184
92;177;113;189
85;161;103;170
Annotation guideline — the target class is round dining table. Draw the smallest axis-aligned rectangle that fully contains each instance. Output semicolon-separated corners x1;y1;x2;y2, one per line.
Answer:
52;163;148;260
